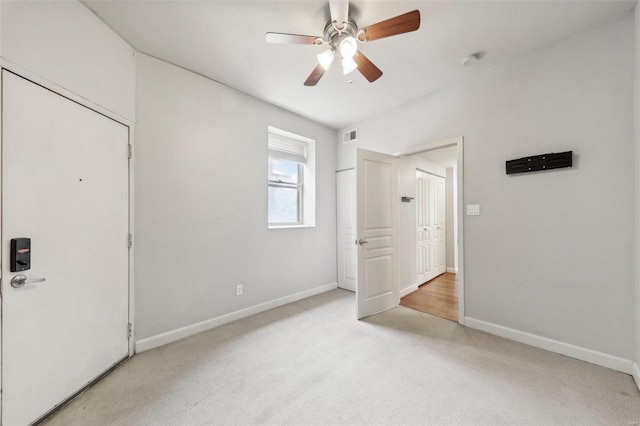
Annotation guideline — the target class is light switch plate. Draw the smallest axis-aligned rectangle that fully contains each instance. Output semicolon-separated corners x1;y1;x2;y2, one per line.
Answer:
467;204;480;216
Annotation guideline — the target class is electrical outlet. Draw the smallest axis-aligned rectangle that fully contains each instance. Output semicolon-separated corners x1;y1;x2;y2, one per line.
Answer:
236;285;243;296
466;204;480;216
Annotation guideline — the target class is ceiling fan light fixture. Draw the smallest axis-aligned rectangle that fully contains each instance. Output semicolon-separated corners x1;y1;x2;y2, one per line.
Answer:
339;36;358;59
267;3;422;86
317;49;336;70
342;56;357;75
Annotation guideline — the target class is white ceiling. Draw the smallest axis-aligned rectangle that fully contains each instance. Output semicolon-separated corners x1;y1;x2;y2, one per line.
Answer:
84;0;635;129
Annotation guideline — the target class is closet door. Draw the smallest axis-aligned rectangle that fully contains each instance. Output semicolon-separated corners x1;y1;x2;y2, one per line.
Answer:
337;169;356;291
416;170;446;284
433;176;446;276
416;170;433;284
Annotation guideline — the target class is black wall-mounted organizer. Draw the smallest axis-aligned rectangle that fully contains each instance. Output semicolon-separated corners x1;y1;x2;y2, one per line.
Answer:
506;151;572;175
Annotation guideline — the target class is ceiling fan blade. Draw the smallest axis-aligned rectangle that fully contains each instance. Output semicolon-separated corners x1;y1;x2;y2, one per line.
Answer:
265;32;322;45
329;0;349;29
359;10;421;42
304;64;326;86
353;52;383;83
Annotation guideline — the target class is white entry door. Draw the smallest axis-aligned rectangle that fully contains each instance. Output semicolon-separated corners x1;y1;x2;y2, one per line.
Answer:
356;149;398;319
337;169;356;292
1;71;130;425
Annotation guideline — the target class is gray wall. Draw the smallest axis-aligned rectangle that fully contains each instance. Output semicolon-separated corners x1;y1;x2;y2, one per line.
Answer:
135;54;337;340
337;17;635;359
0;0;135;121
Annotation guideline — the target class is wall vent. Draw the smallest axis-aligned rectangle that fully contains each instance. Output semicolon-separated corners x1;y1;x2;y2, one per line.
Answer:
343;129;357;143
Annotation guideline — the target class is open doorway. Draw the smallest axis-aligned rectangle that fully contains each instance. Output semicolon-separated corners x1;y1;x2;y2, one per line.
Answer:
394;138;464;323
336;138;464;323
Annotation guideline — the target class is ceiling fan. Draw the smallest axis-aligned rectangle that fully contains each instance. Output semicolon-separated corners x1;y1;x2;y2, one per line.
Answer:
265;1;421;86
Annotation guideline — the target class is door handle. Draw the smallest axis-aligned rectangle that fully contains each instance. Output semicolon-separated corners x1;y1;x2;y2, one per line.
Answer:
10;274;46;289
357;239;369;245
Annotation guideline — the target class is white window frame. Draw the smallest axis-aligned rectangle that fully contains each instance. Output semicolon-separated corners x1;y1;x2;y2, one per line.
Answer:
268;126;316;229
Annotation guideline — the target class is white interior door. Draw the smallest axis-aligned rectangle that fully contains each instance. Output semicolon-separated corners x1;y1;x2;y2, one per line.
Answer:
416;170;433;284
337;169;356;292
1;70;130;425
434;177;447;275
416;170;446;284
356;149;398;319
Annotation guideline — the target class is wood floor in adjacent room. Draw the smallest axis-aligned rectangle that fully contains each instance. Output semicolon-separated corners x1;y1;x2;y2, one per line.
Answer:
401;272;458;321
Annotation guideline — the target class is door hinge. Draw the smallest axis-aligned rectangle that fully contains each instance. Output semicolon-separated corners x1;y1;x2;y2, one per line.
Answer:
128;144;133;159
127;323;133;338
128;233;133;248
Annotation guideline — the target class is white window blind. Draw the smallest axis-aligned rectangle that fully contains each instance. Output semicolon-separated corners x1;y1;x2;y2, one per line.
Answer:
268;132;307;164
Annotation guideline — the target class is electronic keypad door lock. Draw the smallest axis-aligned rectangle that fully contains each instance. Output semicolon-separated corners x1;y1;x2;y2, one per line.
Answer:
10;238;31;272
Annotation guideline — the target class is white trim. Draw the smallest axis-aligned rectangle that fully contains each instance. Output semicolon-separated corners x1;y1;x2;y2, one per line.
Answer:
268;224;315;230
632;363;640;391
0;58;134;127
447;267;458;274
0;63;4;426
127;125;135;356
135;282;338;353
455;137;465;326
465;317;634;374
400;283;419;298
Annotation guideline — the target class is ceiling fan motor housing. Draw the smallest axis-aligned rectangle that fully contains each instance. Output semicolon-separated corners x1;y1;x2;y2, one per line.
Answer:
323;17;359;46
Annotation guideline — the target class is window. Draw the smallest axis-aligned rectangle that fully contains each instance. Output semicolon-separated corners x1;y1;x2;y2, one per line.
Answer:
268;127;315;228
268;158;303;224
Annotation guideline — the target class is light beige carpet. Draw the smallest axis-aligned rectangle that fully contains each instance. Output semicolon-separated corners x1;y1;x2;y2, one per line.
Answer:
45;289;640;425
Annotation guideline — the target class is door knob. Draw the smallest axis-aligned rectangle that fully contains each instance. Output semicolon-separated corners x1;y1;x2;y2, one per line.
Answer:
10;274;46;289
357;239;369;245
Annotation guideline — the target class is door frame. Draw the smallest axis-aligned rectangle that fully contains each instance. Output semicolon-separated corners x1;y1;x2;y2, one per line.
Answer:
393;136;465;325
0;58;136;420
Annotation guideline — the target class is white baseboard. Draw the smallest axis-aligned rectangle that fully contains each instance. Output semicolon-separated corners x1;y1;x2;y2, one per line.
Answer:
633;363;640;391
400;283;419;298
464;317;634;375
446;267;458;274
135;282;338;353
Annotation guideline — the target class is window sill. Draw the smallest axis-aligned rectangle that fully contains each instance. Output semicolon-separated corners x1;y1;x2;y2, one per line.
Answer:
268;224;316;230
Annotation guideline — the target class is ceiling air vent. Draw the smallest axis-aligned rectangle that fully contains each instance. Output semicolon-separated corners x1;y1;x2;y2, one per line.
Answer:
343;129;357;143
